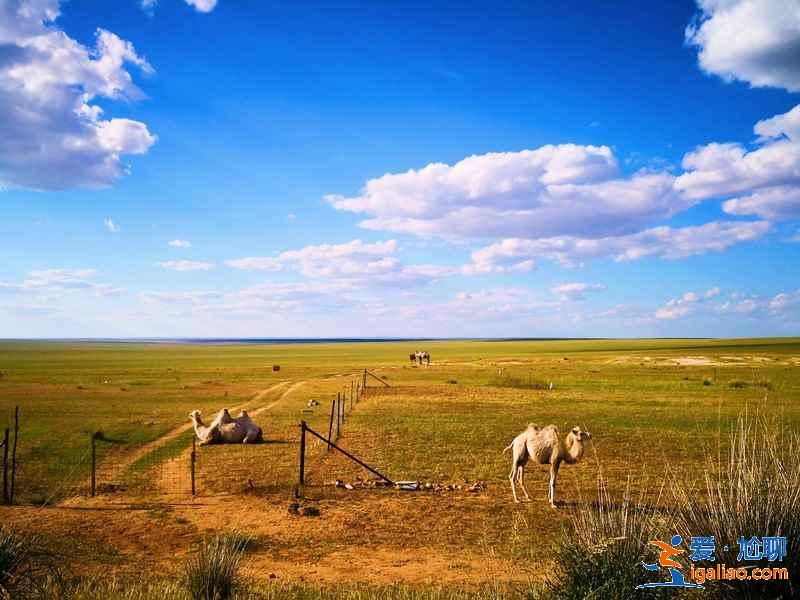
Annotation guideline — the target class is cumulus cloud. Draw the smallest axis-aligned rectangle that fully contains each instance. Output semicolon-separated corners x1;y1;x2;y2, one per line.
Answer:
676;104;800;220
104;217;120;233
705;286;721;298
467;220;770;272
326;146;690;239
686;0;800;92
158;260;214;271
0;0;156;190
168;239;192;248
655;291;704;320
723;186;800;220
754;104;800;143
550;282;606;301
226;239;453;287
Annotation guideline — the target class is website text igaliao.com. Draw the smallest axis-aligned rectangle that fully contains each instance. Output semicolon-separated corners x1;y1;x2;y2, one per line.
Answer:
690;564;789;584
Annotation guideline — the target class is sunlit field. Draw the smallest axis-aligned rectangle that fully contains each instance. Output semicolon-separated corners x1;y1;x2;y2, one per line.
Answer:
1;338;799;597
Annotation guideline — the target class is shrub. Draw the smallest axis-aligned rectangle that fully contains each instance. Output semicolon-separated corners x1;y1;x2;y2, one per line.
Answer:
446;379;458;385
542;479;673;599
703;378;713;386
0;528;38;599
185;533;249;600
671;414;800;599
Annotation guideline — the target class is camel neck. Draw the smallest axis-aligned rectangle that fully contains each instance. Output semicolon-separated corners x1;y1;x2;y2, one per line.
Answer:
563;435;584;464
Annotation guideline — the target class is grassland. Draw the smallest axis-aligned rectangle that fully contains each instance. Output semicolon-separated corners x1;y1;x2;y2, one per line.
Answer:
1;337;799;594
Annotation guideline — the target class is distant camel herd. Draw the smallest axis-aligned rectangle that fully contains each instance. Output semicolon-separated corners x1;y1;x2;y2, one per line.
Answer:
188;352;593;506
409;350;430;365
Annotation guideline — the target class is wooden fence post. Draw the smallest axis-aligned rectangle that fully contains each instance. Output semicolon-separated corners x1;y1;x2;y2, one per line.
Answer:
336;393;341;439
10;406;18;505
298;421;307;486
351;381;354;411
363;368;367;392
327;399;335;450
2;428;8;505
191;435;197;496
90;432;96;497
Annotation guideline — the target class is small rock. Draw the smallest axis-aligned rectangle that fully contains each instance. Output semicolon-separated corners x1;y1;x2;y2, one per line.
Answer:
269;573;277;579
287;502;300;515
300;505;320;517
344;483;354;490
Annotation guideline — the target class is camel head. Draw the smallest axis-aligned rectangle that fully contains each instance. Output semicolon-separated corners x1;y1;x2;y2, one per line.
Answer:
569;426;592;443
239;409;249;418
189;409;202;423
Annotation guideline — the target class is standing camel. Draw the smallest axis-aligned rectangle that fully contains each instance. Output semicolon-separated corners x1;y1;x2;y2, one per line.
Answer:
503;424;591;507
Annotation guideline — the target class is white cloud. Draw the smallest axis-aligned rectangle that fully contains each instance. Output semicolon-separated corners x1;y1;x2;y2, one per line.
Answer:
158;260;215;271
225;256;282;271
655;305;691;320
754;104;800;143
142;0;218;12
287;213;297;221
705;286;721;298
168;239;192;248
675;104;800;221
550;282;606;301
185;0;218;12
226;239;456;288
0;1;156;190
723;186;800;220
139;290;222;304
0;267;124;297
104;217;120;233
468;220;770;272
686;0;800;92
326;146;690;239
683;291;700;303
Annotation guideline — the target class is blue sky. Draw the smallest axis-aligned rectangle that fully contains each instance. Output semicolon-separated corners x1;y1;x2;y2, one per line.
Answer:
1;0;799;337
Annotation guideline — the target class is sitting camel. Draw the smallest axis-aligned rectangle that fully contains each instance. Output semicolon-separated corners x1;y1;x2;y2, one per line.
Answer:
503;424;591;507
212;408;263;444
189;410;220;445
190;408;264;444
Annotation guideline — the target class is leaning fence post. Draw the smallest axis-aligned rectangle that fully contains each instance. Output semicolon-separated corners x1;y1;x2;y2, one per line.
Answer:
298;421;307;486
2;428;8;505
350;381;354;411
327;400;335;450
90;432;97;497
10;406;18;505
191;436;196;496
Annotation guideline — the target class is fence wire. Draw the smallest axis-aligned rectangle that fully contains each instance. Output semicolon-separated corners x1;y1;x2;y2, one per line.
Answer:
1;374;379;504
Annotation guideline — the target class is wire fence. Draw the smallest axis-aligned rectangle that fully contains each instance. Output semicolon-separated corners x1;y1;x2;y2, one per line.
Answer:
2;369;390;505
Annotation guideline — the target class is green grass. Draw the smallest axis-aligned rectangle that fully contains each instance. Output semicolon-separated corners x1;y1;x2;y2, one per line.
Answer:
1;337;799;587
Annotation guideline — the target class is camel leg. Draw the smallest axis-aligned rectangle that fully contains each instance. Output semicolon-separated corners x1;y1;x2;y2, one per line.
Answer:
509;464;520;503
517;466;531;501
549;463;560;508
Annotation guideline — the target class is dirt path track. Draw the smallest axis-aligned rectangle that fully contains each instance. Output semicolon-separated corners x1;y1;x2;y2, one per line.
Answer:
102;381;292;477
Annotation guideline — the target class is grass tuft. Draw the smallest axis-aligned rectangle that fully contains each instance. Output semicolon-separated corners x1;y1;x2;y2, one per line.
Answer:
542;478;672;599
185;533;249;600
672;413;800;599
0;528;36;598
